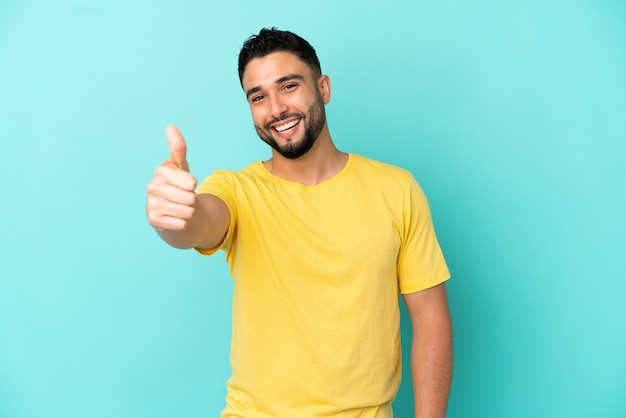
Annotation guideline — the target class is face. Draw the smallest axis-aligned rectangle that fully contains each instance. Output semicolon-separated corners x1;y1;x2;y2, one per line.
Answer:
242;51;330;159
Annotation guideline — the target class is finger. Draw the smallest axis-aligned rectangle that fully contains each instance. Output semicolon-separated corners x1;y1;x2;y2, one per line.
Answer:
146;198;196;229
166;125;188;169
153;184;197;207
150;214;191;231
152;164;197;192
159;201;196;221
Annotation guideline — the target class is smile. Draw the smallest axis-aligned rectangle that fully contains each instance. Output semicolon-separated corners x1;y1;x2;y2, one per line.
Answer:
273;118;301;133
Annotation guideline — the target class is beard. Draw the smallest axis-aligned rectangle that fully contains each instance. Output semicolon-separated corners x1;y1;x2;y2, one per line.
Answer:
255;95;326;160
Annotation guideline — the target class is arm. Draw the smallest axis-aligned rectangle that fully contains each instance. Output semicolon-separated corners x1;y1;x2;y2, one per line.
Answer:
402;282;453;418
146;125;230;249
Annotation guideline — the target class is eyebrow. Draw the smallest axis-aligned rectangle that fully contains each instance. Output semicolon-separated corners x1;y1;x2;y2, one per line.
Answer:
245;74;306;98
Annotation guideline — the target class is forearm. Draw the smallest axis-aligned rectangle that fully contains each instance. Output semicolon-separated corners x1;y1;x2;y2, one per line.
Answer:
410;313;453;418
156;199;212;249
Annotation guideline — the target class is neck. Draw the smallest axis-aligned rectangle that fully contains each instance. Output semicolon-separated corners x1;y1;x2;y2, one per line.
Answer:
263;128;348;186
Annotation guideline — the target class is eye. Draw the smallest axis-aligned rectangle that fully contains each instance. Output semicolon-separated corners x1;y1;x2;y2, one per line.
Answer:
251;94;264;103
282;83;297;92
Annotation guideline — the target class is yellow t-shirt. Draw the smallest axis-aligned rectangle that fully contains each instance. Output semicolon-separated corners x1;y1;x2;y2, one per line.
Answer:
196;154;450;418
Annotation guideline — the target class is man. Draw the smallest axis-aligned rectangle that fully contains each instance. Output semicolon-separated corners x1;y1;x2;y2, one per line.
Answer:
147;28;452;418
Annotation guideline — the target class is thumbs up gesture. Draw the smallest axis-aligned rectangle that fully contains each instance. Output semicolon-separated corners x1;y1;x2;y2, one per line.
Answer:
146;125;198;231
166;124;190;172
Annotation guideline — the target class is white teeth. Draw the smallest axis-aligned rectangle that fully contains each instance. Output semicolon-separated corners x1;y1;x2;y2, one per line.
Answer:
274;119;300;132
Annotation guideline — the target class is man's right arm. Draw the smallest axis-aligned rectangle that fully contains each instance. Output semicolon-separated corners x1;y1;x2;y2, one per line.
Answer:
146;125;230;250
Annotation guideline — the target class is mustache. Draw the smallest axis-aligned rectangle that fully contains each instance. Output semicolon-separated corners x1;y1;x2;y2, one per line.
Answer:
264;112;305;130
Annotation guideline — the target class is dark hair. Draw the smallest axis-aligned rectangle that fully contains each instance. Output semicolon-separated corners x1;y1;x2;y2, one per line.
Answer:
238;28;322;85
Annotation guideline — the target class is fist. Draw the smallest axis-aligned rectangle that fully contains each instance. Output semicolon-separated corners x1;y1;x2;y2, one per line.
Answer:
146;125;198;230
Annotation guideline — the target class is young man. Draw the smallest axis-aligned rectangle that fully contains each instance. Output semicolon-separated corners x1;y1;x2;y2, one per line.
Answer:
147;28;452;418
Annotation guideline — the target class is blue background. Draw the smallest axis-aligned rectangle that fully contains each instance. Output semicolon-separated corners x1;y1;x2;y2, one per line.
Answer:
1;0;625;417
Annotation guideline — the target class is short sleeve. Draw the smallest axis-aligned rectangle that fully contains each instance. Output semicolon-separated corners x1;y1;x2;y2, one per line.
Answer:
397;174;450;294
193;171;238;257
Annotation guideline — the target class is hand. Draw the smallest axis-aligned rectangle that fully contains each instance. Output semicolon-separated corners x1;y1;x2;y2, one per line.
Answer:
146;125;198;231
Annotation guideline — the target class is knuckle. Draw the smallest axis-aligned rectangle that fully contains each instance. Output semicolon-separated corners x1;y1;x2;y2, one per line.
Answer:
153;166;165;177
146;212;159;226
154;164;172;178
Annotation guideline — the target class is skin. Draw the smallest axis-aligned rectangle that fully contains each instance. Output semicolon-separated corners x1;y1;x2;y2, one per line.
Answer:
242;51;348;185
145;125;230;250
250;73;326;160
404;284;453;418
146;50;452;417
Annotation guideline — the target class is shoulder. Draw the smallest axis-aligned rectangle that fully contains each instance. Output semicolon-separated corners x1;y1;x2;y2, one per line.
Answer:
202;161;267;182
197;161;268;194
348;155;431;208
349;154;413;184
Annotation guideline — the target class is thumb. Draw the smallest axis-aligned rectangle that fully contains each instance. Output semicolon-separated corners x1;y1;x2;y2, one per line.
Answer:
165;125;188;170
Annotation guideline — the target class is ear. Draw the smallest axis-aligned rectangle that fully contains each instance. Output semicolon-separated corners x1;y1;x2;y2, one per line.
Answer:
317;75;331;104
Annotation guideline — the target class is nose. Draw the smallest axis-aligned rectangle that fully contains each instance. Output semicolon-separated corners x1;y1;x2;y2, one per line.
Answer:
268;94;288;120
